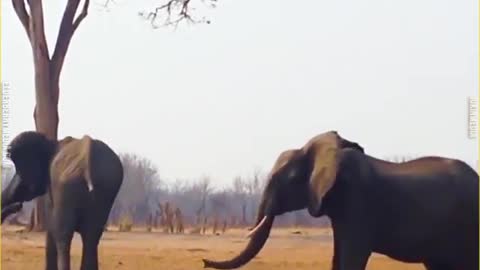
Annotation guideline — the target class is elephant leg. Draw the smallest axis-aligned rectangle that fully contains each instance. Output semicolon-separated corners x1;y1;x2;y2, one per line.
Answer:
330;234;340;270
334;239;371;270
52;211;76;270
80;232;100;270
54;232;74;270
331;221;371;270
45;231;58;270
79;197;114;270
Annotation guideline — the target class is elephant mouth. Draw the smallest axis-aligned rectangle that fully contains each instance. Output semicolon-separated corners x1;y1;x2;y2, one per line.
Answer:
1;203;23;224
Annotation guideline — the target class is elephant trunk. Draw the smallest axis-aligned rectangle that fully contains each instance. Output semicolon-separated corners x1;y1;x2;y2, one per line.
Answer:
202;216;274;269
1;175;17;208
202;199;274;269
1;203;22;224
1;174;23;224
1;188;10;209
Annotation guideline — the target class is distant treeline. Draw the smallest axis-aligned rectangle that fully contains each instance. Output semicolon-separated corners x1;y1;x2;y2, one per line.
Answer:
1;153;476;228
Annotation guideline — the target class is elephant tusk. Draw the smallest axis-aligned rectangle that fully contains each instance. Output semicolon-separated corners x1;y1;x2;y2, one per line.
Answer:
87;181;94;192
245;216;268;238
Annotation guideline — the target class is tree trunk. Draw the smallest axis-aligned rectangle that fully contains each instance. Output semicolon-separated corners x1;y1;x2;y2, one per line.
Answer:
29;0;60;232
31;80;59;231
241;204;247;225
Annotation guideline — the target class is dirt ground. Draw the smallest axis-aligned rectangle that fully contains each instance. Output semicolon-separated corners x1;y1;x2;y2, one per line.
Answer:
1;226;424;270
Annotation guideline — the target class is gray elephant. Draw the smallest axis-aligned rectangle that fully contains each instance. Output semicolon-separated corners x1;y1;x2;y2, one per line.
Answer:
1;131;123;270
202;131;479;270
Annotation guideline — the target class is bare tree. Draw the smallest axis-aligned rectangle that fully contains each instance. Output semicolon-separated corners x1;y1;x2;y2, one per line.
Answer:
174;206;184;233
195;176;213;222
163;201;175;233
232;176;248;225
111;152;163;224
209;189;229;218
168;178;187;195
245;168;263;222
10;0;221;231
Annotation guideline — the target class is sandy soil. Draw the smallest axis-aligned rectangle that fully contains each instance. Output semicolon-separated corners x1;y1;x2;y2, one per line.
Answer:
1;226;424;270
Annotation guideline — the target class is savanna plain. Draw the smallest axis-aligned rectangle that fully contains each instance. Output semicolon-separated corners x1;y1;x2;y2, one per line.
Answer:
2;226;424;270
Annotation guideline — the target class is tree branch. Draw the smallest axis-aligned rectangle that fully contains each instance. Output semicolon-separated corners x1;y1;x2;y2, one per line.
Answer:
73;0;89;31
139;0;216;29
11;0;31;41
28;0;50;59
28;0;53;114
51;0;89;80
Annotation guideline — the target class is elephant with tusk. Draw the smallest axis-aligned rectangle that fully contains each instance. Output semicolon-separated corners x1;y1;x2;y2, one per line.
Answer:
1;131;124;270
202;131;479;270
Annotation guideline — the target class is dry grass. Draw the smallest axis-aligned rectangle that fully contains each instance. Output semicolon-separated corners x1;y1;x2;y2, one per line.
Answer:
1;226;424;270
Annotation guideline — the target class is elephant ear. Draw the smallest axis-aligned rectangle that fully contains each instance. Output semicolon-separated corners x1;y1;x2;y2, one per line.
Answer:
51;135;94;192
302;131;343;216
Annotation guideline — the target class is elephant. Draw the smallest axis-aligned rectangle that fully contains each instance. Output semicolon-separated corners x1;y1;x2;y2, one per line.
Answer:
1;131;124;270
202;131;479;270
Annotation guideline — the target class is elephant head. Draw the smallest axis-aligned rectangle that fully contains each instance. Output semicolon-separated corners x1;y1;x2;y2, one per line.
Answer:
1;131;57;223
202;131;364;269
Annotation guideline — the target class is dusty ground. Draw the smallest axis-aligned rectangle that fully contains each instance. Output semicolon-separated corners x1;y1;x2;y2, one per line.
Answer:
2;226;424;270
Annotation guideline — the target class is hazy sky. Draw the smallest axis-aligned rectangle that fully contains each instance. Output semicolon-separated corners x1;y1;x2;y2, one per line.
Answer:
2;0;478;187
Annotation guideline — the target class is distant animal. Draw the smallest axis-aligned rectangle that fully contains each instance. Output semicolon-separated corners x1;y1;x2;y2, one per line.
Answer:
1;131;124;270
202;131;479;270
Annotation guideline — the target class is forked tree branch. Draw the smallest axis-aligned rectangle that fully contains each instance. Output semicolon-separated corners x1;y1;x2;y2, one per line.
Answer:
28;0;50;63
11;0;31;41
51;0;90;80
